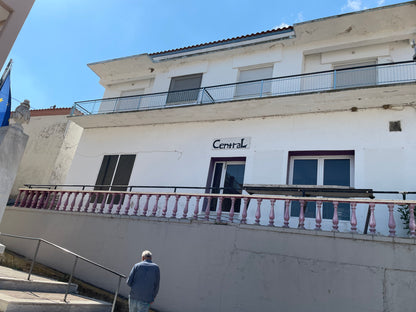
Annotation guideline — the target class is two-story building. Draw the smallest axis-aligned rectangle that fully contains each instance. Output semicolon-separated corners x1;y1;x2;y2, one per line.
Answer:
62;1;416;235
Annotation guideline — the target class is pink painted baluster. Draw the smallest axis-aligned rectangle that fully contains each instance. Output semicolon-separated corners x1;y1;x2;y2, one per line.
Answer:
48;191;57;210
193;196;201;220
240;198;249;224
92;193;99;212
63;192;71;211
368;203;376;234
387;203;396;237
69;192;79;211
20;190;29;207
108;193;116;214
298;200;305;229
123;194;132;215
142;195;151;216
99;193;106;213
409;204;416;237
283;200;290;228
40;191;49;209
36;191;45;209
268;199;276;226
229;197;236;223
315;201;322;230
216;197;223;222
116;193;125;214
182;196;190;218
77;192;86;212
205;197;212;221
255;199;262;225
25;191;34;208
172;195;180;218
350;202;358;233
56;192;64;210
332;201;339;231
152;195;161;216
31;191;39;208
14;190;23;207
162;195;169;218
82;193;92;212
133;194;142;215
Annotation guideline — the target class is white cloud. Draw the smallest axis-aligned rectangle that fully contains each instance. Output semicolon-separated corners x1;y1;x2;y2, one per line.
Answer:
295;12;304;23
344;0;363;11
274;23;290;29
377;0;385;6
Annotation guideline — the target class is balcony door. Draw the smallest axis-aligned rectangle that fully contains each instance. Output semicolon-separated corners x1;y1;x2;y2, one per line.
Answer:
209;160;246;213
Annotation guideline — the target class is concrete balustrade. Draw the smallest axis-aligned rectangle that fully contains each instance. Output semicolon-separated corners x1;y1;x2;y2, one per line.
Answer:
14;188;416;237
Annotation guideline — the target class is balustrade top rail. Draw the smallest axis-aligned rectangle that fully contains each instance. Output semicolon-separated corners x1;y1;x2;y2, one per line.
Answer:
14;187;416;238
71;60;416;116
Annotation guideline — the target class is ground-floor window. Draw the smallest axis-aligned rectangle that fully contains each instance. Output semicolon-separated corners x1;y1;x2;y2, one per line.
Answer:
288;151;354;220
207;158;246;212
94;154;136;203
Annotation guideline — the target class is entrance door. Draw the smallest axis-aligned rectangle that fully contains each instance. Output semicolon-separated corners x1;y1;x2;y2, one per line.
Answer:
210;161;245;212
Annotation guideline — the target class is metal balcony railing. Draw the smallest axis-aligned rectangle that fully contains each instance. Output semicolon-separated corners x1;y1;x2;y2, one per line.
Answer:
71;61;416;116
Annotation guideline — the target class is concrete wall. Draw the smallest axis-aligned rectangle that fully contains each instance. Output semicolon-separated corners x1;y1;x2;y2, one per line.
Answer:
65;107;416;236
1;207;416;312
10;115;83;198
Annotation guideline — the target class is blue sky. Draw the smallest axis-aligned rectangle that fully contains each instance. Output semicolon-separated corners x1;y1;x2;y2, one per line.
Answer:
3;0;407;110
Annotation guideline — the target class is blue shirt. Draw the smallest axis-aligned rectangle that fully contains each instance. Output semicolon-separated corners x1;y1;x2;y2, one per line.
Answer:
127;260;160;303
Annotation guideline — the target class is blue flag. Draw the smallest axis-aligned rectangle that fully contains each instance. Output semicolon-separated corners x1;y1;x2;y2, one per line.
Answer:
0;71;11;127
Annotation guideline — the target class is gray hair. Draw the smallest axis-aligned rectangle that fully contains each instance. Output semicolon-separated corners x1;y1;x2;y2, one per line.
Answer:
142;250;152;259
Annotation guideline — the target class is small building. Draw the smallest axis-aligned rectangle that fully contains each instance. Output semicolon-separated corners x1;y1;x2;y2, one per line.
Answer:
9;107;83;200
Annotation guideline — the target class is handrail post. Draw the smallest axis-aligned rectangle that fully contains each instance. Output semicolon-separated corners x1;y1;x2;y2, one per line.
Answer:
28;239;41;280
333;69;337;89
200;87;205;104
64;256;78;302
260;80;264;97
111;276;122;312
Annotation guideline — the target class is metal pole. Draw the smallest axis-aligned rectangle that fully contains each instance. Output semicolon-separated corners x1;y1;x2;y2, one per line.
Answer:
111;276;122;312
28;240;41;280
64;256;78;302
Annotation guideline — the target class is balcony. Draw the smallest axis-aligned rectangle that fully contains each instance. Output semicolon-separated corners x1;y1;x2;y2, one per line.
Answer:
70;61;416;128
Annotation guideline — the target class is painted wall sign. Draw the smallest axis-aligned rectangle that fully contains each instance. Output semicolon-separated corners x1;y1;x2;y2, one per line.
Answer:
212;137;251;150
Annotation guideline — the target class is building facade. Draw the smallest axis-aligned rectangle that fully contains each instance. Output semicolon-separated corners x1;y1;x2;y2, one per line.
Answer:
65;2;416;236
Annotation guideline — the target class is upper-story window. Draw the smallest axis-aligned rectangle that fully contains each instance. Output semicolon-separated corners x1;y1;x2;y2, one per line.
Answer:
116;89;144;112
334;60;377;89
166;73;203;105
235;66;273;98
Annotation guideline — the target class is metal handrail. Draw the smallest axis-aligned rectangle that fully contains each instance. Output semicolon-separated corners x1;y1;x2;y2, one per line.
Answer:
70;60;416;115
0;232;125;312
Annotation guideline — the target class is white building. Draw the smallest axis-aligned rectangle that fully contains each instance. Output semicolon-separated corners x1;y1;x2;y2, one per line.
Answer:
64;2;416;236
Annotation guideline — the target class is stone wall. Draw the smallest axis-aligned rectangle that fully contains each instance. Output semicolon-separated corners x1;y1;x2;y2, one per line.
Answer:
1;206;416;312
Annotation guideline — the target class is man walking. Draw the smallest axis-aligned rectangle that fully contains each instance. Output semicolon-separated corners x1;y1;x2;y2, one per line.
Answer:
127;250;160;312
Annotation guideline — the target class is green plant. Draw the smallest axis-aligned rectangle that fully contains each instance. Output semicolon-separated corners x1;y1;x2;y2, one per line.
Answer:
398;204;415;234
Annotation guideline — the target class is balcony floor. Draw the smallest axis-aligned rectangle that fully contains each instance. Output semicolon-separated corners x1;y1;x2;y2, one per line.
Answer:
70;82;416;129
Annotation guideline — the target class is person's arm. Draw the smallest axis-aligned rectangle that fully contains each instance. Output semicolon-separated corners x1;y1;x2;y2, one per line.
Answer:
126;265;136;287
153;266;160;299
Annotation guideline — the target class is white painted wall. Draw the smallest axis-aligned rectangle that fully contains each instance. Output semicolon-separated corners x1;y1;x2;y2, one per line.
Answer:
10;115;83;198
66;107;416;236
2;207;416;312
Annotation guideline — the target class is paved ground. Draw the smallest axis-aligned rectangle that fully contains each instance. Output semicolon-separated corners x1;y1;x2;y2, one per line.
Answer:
0;265;111;308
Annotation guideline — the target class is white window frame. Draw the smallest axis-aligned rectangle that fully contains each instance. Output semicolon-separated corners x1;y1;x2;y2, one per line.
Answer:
288;155;354;187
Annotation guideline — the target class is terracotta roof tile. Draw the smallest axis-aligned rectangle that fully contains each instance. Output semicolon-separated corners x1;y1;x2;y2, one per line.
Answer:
29;107;73;117
149;26;293;56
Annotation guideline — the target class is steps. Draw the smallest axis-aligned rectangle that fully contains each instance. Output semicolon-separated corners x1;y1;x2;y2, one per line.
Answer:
0;266;112;312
